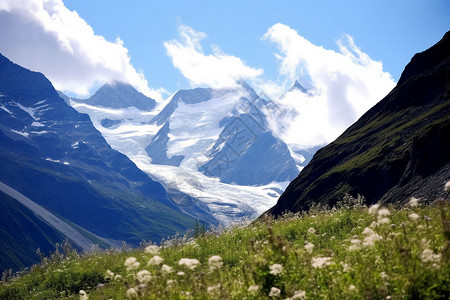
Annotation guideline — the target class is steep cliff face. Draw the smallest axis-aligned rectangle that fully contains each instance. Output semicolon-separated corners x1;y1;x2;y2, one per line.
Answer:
268;31;450;216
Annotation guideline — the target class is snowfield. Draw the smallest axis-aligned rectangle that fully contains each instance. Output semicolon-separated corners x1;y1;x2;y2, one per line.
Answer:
71;88;291;225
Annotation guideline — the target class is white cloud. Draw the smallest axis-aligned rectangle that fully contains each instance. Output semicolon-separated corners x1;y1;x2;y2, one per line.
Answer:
262;23;396;149
164;24;263;89
0;0;166;100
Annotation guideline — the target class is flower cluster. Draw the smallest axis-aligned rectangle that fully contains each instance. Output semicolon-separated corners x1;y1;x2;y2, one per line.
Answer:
178;258;200;270
124;257;140;271
311;256;333;269
208;255;223;271
269;263;283;275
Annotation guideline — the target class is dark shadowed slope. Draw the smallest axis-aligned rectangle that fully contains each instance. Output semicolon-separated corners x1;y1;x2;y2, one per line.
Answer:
268;31;450;216
0;53;195;271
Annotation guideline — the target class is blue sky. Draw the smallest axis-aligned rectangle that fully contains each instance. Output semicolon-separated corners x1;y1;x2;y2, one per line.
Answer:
63;0;449;91
0;0;449;100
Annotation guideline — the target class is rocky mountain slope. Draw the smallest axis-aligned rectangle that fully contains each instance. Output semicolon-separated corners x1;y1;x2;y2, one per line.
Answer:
0;53;195;271
268;31;450;215
71;81;306;224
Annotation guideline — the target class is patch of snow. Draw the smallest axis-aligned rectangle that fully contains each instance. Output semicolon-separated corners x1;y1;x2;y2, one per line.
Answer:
134;157;284;225
0;105;11;114
45;158;60;163
17;103;37;120
11;129;29;137
35;100;47;106
71;101;163;158
70;87;290;226
31;130;47;135
167;90;245;167
31;121;45;127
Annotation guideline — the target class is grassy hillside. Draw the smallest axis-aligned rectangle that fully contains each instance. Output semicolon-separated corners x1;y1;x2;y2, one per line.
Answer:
1;193;449;299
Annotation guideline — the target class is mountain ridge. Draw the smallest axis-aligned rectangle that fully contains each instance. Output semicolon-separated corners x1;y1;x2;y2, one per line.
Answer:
73;81;156;111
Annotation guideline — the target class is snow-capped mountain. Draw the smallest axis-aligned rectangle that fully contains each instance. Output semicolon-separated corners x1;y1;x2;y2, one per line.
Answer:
0;53;195;271
288;79;311;94
77;81;157;111
71;81;316;225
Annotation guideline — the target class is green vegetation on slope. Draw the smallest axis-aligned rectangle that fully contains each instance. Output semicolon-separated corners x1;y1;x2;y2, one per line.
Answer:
0;191;67;272
1;194;449;299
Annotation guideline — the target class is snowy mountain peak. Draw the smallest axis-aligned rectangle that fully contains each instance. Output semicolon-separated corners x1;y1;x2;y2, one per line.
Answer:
289;79;312;95
76;81;156;111
70;79;314;225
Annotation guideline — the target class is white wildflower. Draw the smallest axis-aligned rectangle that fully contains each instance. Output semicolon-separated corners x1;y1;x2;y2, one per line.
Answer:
421;238;431;248
421;249;441;264
176;271;185;276
363;232;382;248
124;257;140;271
126;287;137;299
105;269;114;280
114;274;123;281
161;264;173;275
136;270;152;283
144;245;159;255
349;239;361;251
311;256;333;268
380;272;389;281
166;279;176;287
408;213;420;221
269;287;281;297
207;284;221;295
408;197;420;208
377;217;391;225
378;208;391;218
444;180;450;192
349;285;356;291
178;258;200;270
181;291;192;298
148;255;164;266
340;262;352;272
269;263;283;275
304;241;314;253
368;203;380;215
290;290;306;299
79;290;88;300
362;227;375;235
208;255;223;271
307;227;316;234
369;221;378;228
247;285;260;294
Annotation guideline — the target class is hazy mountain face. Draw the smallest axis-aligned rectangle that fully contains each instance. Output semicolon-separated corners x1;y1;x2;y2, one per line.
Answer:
73;81;157;111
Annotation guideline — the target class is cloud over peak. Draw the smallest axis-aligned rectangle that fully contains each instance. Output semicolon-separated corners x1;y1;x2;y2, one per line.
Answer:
263;23;396;148
164;24;263;89
0;0;165;100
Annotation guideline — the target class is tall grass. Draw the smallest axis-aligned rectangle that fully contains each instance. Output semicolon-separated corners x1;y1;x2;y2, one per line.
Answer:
1;196;449;299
